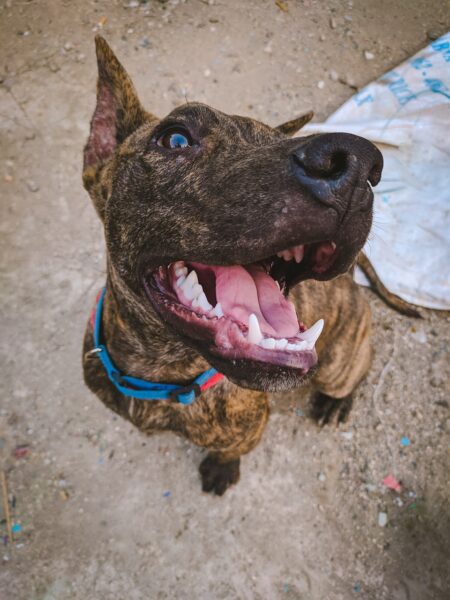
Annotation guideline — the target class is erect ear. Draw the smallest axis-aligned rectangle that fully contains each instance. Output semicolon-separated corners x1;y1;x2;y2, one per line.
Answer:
83;36;154;184
275;111;314;136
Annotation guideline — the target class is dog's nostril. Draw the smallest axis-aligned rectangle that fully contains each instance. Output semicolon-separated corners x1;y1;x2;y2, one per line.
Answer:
292;148;349;180
324;151;348;179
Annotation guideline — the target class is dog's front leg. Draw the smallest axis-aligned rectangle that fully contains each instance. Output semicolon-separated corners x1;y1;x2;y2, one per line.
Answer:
181;387;269;495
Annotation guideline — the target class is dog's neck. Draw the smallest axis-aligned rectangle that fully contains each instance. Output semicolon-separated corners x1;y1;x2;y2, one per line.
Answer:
101;265;211;384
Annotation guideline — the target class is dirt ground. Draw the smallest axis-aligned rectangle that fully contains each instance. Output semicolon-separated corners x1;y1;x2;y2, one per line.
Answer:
1;1;450;599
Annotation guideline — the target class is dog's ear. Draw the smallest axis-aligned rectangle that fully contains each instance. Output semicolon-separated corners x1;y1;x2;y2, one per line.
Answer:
275;111;314;136
83;36;155;200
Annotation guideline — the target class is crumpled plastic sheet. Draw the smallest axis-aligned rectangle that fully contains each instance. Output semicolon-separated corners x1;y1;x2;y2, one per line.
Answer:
301;32;450;309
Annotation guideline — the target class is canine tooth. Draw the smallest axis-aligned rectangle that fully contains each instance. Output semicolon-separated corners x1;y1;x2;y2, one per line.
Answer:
274;338;288;350
299;319;324;345
198;292;212;312
248;313;263;344
259;337;276;349
212;302;224;318
293;245;305;263
176;275;186;287
192;283;203;299
275;280;281;290
287;343;298;351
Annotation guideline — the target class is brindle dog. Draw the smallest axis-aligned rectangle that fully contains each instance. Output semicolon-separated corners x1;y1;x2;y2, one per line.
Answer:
82;37;383;495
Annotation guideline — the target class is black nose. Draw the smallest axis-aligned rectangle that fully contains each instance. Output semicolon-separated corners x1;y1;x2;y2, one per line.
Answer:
290;133;383;209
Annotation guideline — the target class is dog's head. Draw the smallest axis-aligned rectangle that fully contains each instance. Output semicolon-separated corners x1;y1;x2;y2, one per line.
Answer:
83;37;383;392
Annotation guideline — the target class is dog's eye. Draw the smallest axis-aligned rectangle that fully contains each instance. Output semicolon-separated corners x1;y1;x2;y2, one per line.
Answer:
157;129;192;149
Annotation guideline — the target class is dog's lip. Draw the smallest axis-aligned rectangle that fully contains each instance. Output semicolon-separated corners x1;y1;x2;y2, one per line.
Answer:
142;262;319;373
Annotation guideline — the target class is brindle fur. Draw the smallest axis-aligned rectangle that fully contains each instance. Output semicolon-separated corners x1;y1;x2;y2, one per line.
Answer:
82;37;376;494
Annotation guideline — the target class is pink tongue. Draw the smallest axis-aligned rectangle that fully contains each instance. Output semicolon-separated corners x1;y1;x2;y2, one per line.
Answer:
211;265;299;338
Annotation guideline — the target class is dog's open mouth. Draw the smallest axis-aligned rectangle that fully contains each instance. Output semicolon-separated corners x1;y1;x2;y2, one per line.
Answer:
143;241;338;374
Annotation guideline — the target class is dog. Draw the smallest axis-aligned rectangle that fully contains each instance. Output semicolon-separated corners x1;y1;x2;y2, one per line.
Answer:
82;36;384;495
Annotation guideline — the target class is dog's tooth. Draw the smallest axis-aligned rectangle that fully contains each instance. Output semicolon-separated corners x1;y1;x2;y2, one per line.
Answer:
175;266;188;278
248;313;263;344
192;283;203;299
191;297;200;308
176;275;186;287
277;250;294;261
212;302;224;318
259;337;276;349
274;338;288;350
293;245;305;263
299;318;324;345
286;343;298;351
186;269;198;286
285;250;295;261
198;292;212;312
294;340;308;351
275;280;281;291
180;270;198;300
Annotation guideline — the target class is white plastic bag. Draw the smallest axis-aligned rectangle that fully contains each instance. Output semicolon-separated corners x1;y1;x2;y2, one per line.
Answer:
302;32;450;309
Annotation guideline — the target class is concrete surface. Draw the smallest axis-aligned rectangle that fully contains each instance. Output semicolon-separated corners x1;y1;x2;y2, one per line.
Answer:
1;1;450;599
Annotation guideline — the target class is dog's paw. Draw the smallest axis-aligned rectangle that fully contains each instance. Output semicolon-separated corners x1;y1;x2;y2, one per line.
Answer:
310;392;353;427
199;455;240;496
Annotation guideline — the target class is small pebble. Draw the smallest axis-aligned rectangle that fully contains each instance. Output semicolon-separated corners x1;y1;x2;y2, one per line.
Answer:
318;472;326;482
329;69;339;81
365;484;377;492
204;68;211;77
341;431;353;440
330;17;337;29
427;30;440;41
139;37;151;49
364;51;375;60
378;511;388;527
26;180;39;192
317;80;325;89
411;328;427;344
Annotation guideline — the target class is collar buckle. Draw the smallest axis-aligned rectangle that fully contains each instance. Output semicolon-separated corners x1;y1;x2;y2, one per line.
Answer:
169;383;201;405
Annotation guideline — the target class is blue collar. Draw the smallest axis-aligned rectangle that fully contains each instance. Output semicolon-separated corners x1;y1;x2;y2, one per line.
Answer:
89;287;223;405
